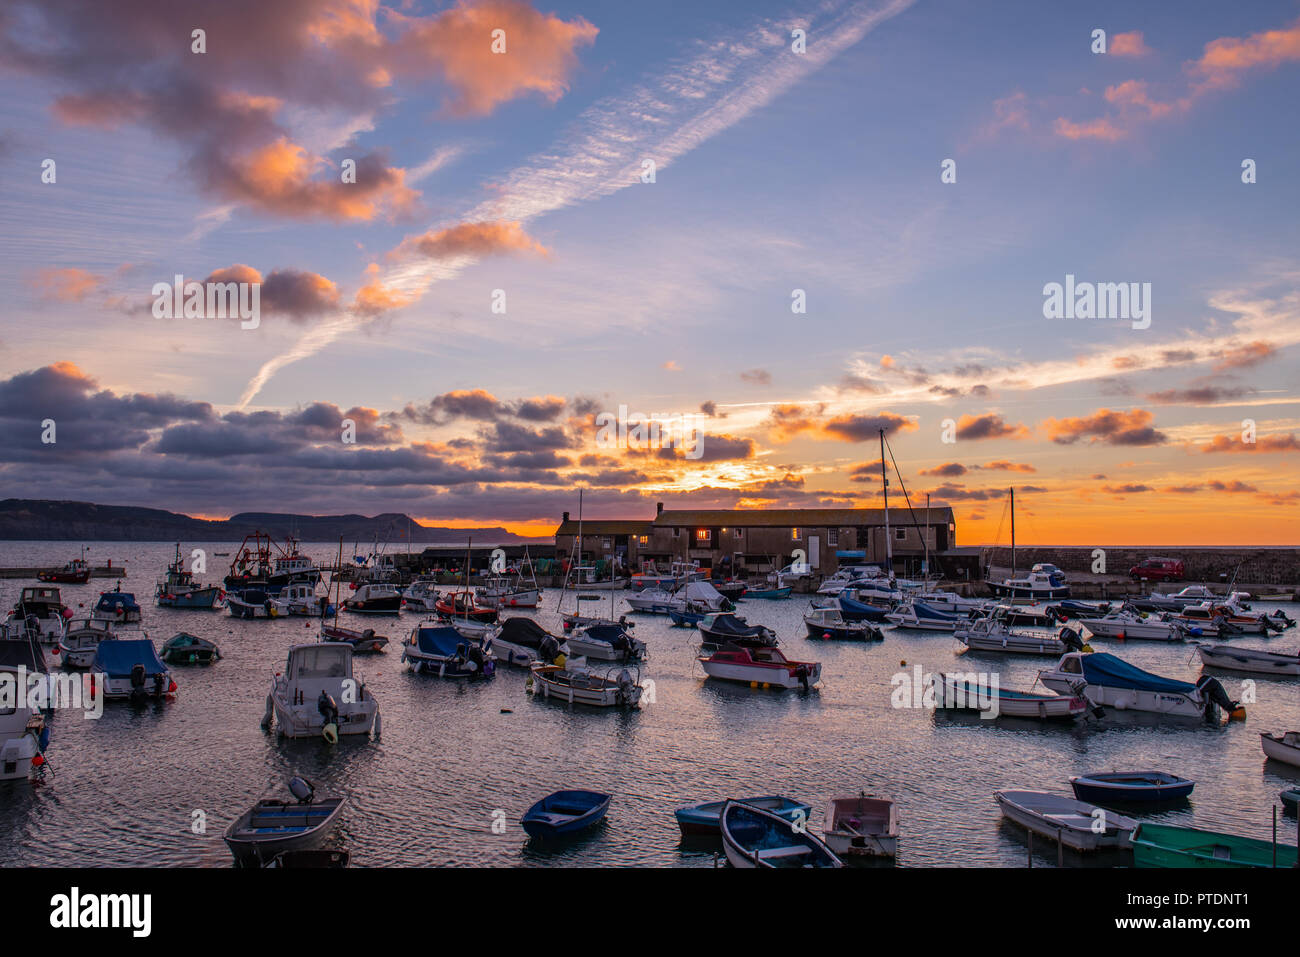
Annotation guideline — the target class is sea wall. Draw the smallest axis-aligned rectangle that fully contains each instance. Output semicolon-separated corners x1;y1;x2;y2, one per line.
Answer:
981;546;1300;587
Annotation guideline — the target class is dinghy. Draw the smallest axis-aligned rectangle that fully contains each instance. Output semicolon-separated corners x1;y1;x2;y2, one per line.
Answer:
803;607;883;641
994;790;1136;851
1260;730;1300;768
720;800;842;868
160;632;221;665
930;672;1088;720
320;624;388;653
224;777;344;867
521;790;611;838
92;639;176;700
527;657;643;707
1196;643;1300;676
668;608;707;627
1131;822;1297;868
262;643;379;739
1038;651;1236;719
823;792;898;858
1069;771;1194;804
675;796;810;837
1281;788;1299;817
698;613;777;647
401;623;495;678
697;643;820;690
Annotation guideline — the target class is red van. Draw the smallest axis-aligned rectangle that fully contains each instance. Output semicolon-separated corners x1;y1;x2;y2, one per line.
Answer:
1129;557;1185;582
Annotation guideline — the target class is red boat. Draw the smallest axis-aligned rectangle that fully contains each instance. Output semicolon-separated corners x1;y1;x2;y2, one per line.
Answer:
38;557;91;585
697;643;821;690
435;591;498;623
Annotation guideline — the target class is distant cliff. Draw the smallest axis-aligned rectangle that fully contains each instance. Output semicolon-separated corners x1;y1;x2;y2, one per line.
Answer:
0;499;540;544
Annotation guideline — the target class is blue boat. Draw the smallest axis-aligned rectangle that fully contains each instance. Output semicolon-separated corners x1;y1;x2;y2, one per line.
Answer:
720;801;842;868
1069;771;1195;803
521;790;611;838
745;586;792;600
669;609;705;627
93;587;141;623
836;594;893;623
91;638;172;699
401;623;494;678
675;796;810;836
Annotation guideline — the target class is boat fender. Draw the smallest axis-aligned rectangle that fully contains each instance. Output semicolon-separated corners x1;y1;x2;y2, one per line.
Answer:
373;708;381;737
260;695;274;729
317;690;339;730
322;722;339;744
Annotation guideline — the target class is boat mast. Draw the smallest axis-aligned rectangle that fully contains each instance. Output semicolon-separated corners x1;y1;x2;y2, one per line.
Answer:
1009;487;1016;578
924;493;930;582
879;429;893;582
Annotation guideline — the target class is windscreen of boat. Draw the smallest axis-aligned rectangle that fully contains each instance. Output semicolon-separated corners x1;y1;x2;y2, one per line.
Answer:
289;644;350;678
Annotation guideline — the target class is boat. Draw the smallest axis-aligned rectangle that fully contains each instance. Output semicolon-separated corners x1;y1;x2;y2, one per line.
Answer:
668;608;707;627
160;632;221;664
271;583;331;618
400;578;441;613
6;586;71;642
1281;788;1299;817
745;586;792;600
1130;585;1220;612
261;643;380;739
223;777;344;867
1195;643;1300;676
1167;594;1289;636
930;672;1088;720
521;790;611;838
803;607;883;641
627;580;732;615
987;564;1070;600
223;532;277;593
630;560;702;592
988;605;1061;628
1131;822;1297;868
823;792;898;858
572;565;628;590
55;617;118;668
476;577;541;609
675;796;811;837
912;589;988;615
265;537;323;592
263;849;349;868
401;622;495;678
1260;730;1300;768
1068;771;1194;803
91;638;176;700
995;790;1136;851
320;624;388;653
91;586;141;623
227;589;278;619
1038;651;1236;719
956;616;1085;656
886;599;963;632
564;622;645;662
813;593;892;623
433;590;497;623
491;617;567;668
342;582;402;615
697;642;820;690
527;657;643;707
0;639;51;782
698;613;778;647
38;551;91;585
710;580;747;603
155;544;224;609
1077;604;1192;641
1047;599;1112;619
720;800;842;868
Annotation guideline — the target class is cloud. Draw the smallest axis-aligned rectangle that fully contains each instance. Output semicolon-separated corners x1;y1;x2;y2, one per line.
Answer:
1109;31;1150;57
1145;384;1250;405
823;412;915;443
975;460;1036;473
1053;116;1127;141
919;463;967;477
388;220;550;262
1044;408;1167;446
740;369;772;385
200;264;342;321
31;267;105;302
1101;484;1152;495
1201;432;1300;453
954;413;1028;441
1190;18;1300;93
1214;340;1276;370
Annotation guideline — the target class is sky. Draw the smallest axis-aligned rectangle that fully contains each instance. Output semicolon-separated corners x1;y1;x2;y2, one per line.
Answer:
1;0;1298;544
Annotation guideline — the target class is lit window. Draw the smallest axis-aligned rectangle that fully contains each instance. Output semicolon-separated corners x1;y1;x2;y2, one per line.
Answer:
696;529;710;542
638;536;648;546
791;527;800;540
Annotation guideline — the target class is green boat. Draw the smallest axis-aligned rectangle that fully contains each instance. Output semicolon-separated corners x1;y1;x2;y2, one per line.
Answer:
1132;822;1298;868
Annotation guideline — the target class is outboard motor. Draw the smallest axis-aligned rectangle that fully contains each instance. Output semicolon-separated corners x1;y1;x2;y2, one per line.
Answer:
615;670;635;705
1058;626;1085;652
1195;675;1237;719
288;776;315;804
129;663;147;698
539;635;560;664
317;690;340;742
467;643;487;675
794;664;810;692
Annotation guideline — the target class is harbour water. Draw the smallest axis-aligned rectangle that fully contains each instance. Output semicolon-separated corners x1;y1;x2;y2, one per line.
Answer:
2;542;1297;867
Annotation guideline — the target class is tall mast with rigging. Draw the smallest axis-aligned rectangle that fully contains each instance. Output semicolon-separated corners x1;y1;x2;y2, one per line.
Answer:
879;429;892;582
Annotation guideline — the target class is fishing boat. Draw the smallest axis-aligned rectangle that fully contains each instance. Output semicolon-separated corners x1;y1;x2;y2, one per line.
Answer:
38;550;91;585
491;618;567;668
1260;730;1300;768
155;544;224;609
1068;771;1194;803
1196;643;1299;676
224;777;344;867
675;797;811;837
271;583;331;617
1130;822;1297;868
434;590;496;623
342;582;402;615
265;537;323;592
400;578;441;613
223;532;277;593
745;585;792;600
55;617;117;668
630;560;702;592
6;586;71;642
160;632;221;665
261;643;380;740
91;638;176;700
995;790;1135;851
401;622;495;678
1038;651;1236;719
1076;604;1191;641
930;672;1088;720
627;580;732;615
521;790;611;838
803;607;883;641
527;656;643;707
698;613;778;647
697;643;820;690
227;588;278;619
1130;584;1220;613
823;792;898;858
91;586;141;623
476;577;541;609
0;640;51;783
956;617;1085;656
720;801;842;868
886;599;963;632
320;624;389;654
565;622;645;662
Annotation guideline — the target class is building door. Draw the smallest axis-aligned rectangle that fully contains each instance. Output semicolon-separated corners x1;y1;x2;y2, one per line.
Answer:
808;535;820;570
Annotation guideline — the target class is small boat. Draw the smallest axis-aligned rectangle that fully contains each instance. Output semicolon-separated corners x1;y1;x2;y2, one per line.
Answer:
1077;604;1191;641
491;617;567;667
38;554;91;585
92;586;141;623
674;796;811;837
1281;788;1299;817
562;622;645;662
818;593;892;623
227;589;278;619
1260;730;1300;768
91;638;176;700
342;582;402;615
912;589;988;615
401;623;495;678
1069;771;1195;803
1130;584;1218;612
698;613;777;647
320;624;388;653
434;590;497;623
957;617;1086;656
224;777;345;867
697;643;820;690
710;580;748;603
994;790;1136;851
6;586;71;642
630;560;702;591
985;562;1070;601
400;579;441;613
527;657;643;707
804;607;883;641
160;632;221;665
627;581;732;615
1131;822;1297;869
1047;599;1112;619
720;800;842;868
988;604;1061;628
1038;651;1237;720
886;600;962;632
745;586;792;600
271;583;331;618
55;617;117;668
668;608;706;627
476;577;541;609
521;790;611;838
823;792;898;858
1196;643;1300;676
930;672;1088;720
261;643;379;739
0;639;51;782
155;544;223;609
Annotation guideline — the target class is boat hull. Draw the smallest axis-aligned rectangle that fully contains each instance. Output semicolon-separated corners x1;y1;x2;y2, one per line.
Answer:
698;658;820;690
1131;822;1297;868
1069;773;1194;803
1261;732;1300;768
1197;645;1300;676
224;797;344;866
995;791;1135;851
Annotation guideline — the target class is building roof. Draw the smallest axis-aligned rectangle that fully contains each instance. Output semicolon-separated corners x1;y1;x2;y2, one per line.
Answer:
653;507;954;528
555;520;654;537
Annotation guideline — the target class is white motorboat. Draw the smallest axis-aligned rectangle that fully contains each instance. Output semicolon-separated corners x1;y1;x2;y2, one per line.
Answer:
886;600;962;632
527;657;643;707
54;617;117;669
476;577;541;609
261;643;380;740
565;622;646;662
955;616;1082;656
341;582;402;615
227;589;278;619
271;582;329;617
5;586;70;643
630;560;701;591
994;790;1136;851
626;580;730;615
913;589;989;614
1077;604;1190;641
1131;584;1219;612
986;563;1070;600
1260;731;1300;768
930;672;1088;720
1038;651;1235;719
823;793;898;858
0;639;51;782
1195;644;1300;676
400;578;441;613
